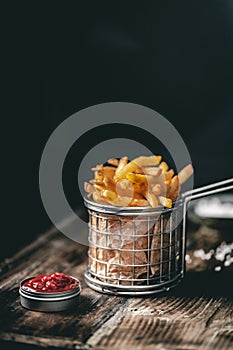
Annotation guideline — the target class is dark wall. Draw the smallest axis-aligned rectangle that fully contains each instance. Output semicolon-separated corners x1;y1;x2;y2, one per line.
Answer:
2;1;233;260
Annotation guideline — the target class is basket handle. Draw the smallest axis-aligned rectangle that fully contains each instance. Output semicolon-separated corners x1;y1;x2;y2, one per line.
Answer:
182;178;233;203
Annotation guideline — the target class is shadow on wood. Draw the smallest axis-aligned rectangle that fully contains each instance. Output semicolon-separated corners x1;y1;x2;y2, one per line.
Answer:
170;270;233;298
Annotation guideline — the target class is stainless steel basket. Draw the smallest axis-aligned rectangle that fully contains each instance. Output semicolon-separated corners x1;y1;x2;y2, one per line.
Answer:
84;178;233;295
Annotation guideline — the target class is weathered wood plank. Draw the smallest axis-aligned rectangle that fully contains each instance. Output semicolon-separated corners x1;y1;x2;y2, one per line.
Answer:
0;333;85;350
0;224;232;350
86;295;233;350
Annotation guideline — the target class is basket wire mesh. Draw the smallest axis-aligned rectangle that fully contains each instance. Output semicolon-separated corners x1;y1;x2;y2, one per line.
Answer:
84;199;184;295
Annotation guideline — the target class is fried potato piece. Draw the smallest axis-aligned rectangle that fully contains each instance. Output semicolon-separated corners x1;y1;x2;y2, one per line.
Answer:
115;155;161;180
91;164;103;171
89;179;104;188
168;175;180;201
129;198;149;207
178;164;194;185
101;189;117;201
159;161;169;172
94;183;106;191
145;192;159;208
134;167;144;174
126;173;159;185
107;158;119;167
158;196;172;208
130;183;147;200
115;156;128;177
94;170;103;181
152;184;162;196
84;182;95;193
103;176;116;192
164;169;174;182
101;167;116;178
135;155;162;166
116;179;134;197
92;191;108;204
153;173;168;196
126;173;147;184
89;179;107;192
108;196;132;207
89;179;104;185
142;167;162;176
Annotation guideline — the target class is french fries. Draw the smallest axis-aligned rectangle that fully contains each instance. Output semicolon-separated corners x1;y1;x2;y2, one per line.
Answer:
164;169;174;182
115;156;128;177
114;155;162;181
158;196;172;209
142;167;162;176
116;179;134;197
129;198;149;207
126;173;158;185
84;155;194;208
152;184;162;196
146;192;159;208
101;189;117;202
107;158;119;167
168;175;180;201
84;182;95;193
178;164;194;185
159;161;169;172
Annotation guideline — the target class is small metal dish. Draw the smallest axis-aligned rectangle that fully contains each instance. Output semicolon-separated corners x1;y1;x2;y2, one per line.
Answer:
19;276;81;312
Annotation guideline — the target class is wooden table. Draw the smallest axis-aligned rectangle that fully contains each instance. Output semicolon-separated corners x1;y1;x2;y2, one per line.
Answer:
0;220;232;350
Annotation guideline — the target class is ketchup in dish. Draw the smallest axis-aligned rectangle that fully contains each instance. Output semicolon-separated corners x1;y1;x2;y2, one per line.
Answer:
22;272;79;293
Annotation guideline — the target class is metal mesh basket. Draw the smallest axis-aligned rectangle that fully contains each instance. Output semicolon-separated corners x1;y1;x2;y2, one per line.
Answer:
84;178;233;295
84;198;184;295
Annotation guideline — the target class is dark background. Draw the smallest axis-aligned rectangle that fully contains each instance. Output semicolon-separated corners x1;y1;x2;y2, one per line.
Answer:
2;0;233;261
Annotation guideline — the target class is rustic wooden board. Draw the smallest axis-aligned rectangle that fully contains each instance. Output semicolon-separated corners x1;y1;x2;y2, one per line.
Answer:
0;224;232;350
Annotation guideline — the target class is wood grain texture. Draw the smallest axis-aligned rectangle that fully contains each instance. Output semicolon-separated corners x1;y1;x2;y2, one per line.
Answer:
0;223;232;350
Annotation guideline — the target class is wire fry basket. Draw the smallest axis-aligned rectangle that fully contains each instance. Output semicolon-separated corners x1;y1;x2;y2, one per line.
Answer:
84;179;233;295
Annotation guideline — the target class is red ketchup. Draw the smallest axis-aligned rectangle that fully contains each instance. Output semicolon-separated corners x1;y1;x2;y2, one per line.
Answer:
22;272;79;293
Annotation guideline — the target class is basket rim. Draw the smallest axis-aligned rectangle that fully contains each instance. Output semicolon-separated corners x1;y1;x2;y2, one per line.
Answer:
84;196;183;216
